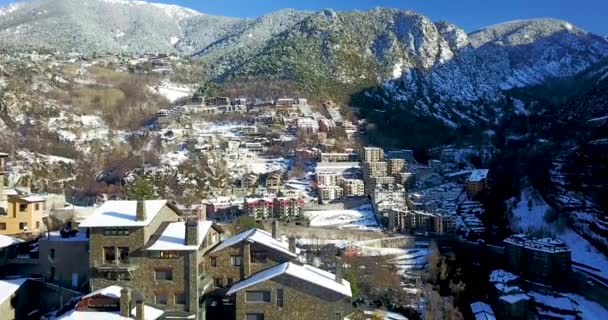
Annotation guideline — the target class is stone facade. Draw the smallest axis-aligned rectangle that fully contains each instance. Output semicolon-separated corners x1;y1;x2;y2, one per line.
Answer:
233;276;353;320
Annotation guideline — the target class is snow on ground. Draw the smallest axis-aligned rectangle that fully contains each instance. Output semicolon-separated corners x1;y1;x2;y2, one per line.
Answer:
17;150;75;164
248;158;291;175
565;293;608;320
304;204;380;230
509;187;608;279
160;150;189;167
151;81;194;103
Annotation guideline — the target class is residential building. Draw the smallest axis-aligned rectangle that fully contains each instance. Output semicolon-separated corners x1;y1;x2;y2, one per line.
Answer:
204;198;241;219
320;152;359;163
79;200;222;319
272;198;304;220
296;118;319;134
362;147;384;163
265;172;283;190
242;173;259;190
387;158;406;175
503;234;571;284
388;209;454;234
0;234;22;269
318;119;336;133
206;97;231;106
363;162;388;179
395;172;415;189
244;198;274;220
227;262;353;320
275;98;295;107
318;186;344;204
316;172;339;188
467;169;489;197
206;228;297;315
342;179;364;198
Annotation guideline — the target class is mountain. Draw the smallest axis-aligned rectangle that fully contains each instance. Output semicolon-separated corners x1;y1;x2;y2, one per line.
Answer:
0;0;244;54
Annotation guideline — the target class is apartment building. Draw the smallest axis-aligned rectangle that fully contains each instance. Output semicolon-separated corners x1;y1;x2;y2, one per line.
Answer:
363;162;388;179
79;200;222;319
0;154;47;236
362;147;384;163
318;186;344;204
387;158;406;175
503;234;571;284
272;198;304;220
320;152;359;163
242;173;259;190
265;172;283;190
244;198;274;220
387;209;456;235
296;118;319;135
316;172;339;188
342;179;364;198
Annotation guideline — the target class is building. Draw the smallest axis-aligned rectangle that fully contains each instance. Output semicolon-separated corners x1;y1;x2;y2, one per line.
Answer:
362;147;384;163
296;118;319;135
206;228;297;316
395;172;415;189
205;198;241;219
342;179;364;198
470;301;495;320
467;169;489;197
387;158;406;175
318;186;344;204
265;172;283;190
363;162;388;179
272;198;304;220
227;261;353;320
503;234;571;284
79;200;222;319
206;97;231;106
387;209;455;234
244;198;274;220
316;172;339;188
275;98;295;107
242;173;259;190
318;119;336;133
320;152;359;163
0;234;22;269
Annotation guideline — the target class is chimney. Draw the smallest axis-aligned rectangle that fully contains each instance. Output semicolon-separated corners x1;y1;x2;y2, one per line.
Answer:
335;255;343;284
185;216;199;246
135;297;145;320
272;220;278;239
0;154;5;207
119;287;130;318
243;242;251;278
136;199;146;221
288;236;296;254
198;205;207;221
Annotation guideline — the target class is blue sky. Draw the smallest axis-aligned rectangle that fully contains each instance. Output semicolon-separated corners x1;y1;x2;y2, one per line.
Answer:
1;0;606;35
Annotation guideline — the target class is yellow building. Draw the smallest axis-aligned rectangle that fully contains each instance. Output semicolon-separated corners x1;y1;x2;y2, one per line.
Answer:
0;153;47;236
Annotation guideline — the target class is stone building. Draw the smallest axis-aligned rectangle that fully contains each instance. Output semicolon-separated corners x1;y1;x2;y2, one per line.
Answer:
503;234;571;284
227;261;353;320
466;169;489;197
206;228;297;318
79;200;222;319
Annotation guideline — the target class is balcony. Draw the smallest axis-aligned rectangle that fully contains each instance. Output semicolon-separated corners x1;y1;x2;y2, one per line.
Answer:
93;260;138;272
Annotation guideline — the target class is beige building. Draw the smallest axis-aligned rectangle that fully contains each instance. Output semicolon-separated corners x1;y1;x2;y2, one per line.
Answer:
363;162;388;179
362;147;384;163
387;158;406;175
342;179;364;197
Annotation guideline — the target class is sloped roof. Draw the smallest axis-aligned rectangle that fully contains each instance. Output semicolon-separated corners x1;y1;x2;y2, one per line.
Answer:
0;278;27;305
0;234;24;249
146;221;214;251
83;285;124;299
79;200;169;228
210;228;296;258
227;262;351;298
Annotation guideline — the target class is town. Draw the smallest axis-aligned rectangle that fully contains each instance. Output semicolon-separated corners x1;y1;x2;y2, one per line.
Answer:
0;47;607;320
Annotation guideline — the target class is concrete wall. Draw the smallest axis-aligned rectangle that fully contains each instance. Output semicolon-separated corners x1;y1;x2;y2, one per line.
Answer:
262;222;387;242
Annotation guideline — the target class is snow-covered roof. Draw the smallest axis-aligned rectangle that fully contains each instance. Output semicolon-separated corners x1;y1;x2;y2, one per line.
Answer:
210;228;296;258
79;200;169;228
470;302;495;320
489;269;518;284
468;169;489;182
0;234;23;249
227;262;351;298
504;234;570;253
146;221;214;251
130;305;164;320
0;278;27;304
57;305;163;320
499;293;530;304
83;285;124;299
20;195;46;202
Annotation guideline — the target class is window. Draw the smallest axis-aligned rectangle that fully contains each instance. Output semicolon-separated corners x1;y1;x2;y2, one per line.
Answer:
335;312;343;320
36;221;40;229
175;293;186;305
276;288;284;308
214;278;223;288
103;228;129;236
159;251;179;259
210;257;217;267
226;278;233;286
19;222;27;231
104;247;116;264
230;255;242;266
155;293;168;305
245;291;270;303
252;251;267;263
0;223;5;230
49;248;55;260
246;314;264;320
118;247;129;263
35;203;40;210
155;269;173;281
19;204;27;212
50;267;55;281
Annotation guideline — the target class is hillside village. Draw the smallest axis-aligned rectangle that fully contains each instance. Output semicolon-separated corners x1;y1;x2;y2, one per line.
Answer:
0;48;607;320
